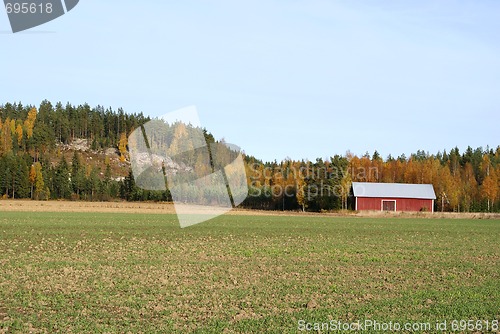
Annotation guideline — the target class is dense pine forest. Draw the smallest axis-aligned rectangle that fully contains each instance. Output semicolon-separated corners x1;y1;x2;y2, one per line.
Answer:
0;101;498;212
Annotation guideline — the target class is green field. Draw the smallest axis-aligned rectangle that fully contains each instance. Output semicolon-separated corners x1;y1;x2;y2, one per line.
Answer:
0;212;499;333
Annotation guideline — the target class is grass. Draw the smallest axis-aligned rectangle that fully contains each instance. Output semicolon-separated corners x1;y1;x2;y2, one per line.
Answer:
0;212;499;333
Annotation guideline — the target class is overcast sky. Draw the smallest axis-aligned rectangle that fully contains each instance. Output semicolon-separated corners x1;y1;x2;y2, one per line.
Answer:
1;0;499;162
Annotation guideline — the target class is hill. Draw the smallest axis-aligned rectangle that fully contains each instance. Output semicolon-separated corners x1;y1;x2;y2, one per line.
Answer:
0;100;499;212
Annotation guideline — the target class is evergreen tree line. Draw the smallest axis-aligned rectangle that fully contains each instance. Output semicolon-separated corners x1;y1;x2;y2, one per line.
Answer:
1;101;499;212
0;100;154;201
0;150;173;202
0;100;148;156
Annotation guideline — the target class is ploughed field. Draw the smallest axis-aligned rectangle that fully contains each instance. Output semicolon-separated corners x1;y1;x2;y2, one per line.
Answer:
0;211;498;333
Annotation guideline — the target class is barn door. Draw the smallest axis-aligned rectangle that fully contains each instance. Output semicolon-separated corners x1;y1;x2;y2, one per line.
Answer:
382;200;396;211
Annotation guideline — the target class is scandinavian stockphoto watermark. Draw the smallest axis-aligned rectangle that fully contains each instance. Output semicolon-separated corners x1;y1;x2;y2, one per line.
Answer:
247;163;379;200
128;106;249;228
3;0;79;33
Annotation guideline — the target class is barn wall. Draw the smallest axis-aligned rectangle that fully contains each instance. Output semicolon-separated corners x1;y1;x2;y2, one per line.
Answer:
356;197;433;212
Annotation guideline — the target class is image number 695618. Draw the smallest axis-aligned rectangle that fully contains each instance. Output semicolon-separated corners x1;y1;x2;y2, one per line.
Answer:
5;2;53;14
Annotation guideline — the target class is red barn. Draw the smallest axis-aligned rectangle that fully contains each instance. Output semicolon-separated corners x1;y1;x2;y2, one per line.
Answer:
352;182;436;212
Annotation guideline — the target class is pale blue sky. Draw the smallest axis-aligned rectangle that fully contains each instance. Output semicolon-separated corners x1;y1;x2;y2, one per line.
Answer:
1;0;499;162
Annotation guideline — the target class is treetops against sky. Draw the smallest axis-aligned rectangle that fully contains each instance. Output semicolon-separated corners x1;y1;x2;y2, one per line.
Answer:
0;101;499;212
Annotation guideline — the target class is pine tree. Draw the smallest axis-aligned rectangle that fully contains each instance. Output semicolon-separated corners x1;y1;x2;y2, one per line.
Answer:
86;167;100;201
54;155;71;199
34;162;45;200
121;169;136;201
2;153;15;197
71;151;85;196
102;161;113;200
14;155;30;198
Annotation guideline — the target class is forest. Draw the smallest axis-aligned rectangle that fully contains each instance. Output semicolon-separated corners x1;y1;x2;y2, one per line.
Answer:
0;100;499;212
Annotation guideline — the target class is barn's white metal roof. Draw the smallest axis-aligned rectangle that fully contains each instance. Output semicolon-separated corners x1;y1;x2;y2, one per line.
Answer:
352;182;436;199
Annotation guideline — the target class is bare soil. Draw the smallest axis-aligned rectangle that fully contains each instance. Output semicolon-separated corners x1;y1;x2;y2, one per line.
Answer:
0;200;175;214
1;200;498;219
